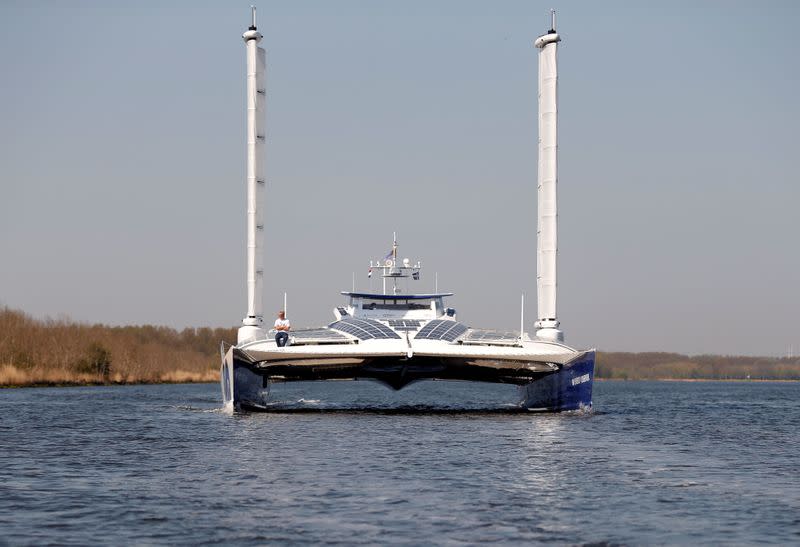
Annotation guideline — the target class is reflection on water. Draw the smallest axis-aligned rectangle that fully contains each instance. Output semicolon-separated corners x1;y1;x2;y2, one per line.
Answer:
0;380;798;545
263;379;523;411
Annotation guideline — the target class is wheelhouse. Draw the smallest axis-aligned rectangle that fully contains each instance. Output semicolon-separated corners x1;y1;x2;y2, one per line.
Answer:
334;292;456;322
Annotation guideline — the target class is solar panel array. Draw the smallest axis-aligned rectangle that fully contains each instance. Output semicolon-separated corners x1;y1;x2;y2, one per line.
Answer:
387;319;421;331
413;320;468;342
463;330;520;344
329;318;401;340
290;328;350;342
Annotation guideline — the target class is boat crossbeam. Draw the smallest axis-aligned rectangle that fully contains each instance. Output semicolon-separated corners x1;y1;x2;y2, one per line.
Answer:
251;356;556;390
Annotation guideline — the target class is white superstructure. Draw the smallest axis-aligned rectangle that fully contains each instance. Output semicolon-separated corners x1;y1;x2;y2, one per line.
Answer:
534;10;563;343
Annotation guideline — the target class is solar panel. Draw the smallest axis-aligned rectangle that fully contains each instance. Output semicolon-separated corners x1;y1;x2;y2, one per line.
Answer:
414;319;468;342
329;318;401;340
290;328;350;342
463;329;521;344
387;319;421;331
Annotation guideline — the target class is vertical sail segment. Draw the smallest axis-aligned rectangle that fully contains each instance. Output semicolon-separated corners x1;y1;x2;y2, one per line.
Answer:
534;25;563;341
243;24;265;327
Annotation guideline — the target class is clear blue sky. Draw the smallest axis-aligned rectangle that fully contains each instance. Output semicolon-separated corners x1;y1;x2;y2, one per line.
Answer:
1;1;798;356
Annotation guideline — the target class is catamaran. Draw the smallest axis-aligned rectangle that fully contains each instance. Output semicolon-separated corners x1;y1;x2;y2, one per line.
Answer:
220;9;595;412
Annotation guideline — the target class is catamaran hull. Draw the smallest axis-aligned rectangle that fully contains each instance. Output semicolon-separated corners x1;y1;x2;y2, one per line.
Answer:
519;350;595;411
221;346;595;412
221;348;270;411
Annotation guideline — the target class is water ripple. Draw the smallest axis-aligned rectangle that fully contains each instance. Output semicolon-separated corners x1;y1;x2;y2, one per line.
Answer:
1;381;799;544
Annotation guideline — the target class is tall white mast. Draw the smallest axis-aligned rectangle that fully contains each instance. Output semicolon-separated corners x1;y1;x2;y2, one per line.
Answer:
534;10;564;342
239;7;267;344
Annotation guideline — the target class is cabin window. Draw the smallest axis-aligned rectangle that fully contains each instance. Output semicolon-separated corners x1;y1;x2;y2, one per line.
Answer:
360;298;431;310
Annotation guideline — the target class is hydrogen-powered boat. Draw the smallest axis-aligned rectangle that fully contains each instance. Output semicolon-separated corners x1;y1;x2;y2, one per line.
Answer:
220;9;595;412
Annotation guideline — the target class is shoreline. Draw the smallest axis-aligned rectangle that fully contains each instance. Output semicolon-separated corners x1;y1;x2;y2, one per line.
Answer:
3;377;798;389
0;378;217;389
595;377;800;383
0;363;218;389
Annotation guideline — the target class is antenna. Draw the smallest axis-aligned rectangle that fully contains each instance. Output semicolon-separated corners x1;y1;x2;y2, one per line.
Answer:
550;8;556;32
392;233;399;295
250;5;257;30
284;292;287;317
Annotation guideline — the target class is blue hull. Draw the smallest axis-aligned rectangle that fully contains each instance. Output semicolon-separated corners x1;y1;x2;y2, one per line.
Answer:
221;348;270;410
519;350;595;411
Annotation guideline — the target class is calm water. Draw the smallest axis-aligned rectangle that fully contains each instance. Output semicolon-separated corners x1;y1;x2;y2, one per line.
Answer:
1;380;798;545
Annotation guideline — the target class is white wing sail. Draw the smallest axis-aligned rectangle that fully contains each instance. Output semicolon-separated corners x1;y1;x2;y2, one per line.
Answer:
534;20;563;342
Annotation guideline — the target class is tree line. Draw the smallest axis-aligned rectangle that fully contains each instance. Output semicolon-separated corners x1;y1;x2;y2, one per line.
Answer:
1;307;798;386
596;351;800;380
0;307;236;386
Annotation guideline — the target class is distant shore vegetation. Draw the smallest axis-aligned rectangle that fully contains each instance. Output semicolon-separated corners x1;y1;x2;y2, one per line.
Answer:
596;352;799;381
0;307;235;387
1;307;798;387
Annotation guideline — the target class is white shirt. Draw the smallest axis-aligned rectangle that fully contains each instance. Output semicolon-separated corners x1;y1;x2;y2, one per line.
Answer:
274;318;291;331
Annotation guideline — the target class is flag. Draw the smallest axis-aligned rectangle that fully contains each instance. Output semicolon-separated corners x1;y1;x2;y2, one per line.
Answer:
384;250;393;260
412;270;420;280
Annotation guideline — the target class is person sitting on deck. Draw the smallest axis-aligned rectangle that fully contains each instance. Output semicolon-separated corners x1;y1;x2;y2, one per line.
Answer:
274;310;291;347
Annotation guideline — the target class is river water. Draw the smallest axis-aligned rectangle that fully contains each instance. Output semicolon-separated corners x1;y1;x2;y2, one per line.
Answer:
1;380;798;545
